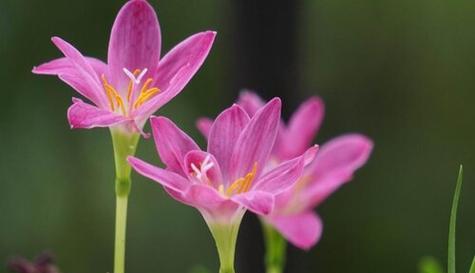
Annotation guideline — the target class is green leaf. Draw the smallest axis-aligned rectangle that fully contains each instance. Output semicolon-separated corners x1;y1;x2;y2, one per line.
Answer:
448;165;463;273
468;256;475;273
419;256;445;273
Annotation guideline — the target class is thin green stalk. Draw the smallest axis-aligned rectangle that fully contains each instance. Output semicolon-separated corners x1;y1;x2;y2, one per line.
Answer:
208;219;242;273
261;221;286;273
448;165;463;273
114;195;128;273
111;129;140;273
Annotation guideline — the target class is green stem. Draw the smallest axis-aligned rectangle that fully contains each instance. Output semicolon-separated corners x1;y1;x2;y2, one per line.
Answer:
262;221;287;273
110;128;140;273
207;219;242;273
114;195;128;273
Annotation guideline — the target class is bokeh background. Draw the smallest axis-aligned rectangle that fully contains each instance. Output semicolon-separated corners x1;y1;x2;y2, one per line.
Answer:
1;0;474;272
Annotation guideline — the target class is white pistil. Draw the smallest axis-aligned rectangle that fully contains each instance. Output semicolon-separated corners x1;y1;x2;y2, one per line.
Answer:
123;67;148;84
191;163;202;179
191;155;214;183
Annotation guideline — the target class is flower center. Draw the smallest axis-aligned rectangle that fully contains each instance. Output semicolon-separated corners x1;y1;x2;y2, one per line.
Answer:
190;155;215;184
220;163;258;197
101;68;160;116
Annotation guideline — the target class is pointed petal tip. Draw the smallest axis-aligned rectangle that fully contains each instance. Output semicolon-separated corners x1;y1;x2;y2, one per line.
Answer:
127;155;138;165
304;145;319;165
268;97;282;108
150;115;170;126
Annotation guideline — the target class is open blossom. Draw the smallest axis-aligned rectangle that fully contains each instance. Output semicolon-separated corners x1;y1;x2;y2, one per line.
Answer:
197;91;373;249
33;0;216;134
128;98;317;224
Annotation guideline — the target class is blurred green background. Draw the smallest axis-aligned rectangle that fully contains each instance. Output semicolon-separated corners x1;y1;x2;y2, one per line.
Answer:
0;0;474;273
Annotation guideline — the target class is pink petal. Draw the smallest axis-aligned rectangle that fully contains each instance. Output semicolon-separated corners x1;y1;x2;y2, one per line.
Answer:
50;37;108;108
231;191;274;216
305;134;373;208
127;156;189;193
230;98;281;180
67;98;127;129
134;31;216;120
267;211;323;250
150;116;200;176
196;117;213;139
237;90;266;117
208;105;250;183
184;150;223;188
184;184;239;221
278;97;324;159
107;0;161;89
254;146;318;194
33;57;107;78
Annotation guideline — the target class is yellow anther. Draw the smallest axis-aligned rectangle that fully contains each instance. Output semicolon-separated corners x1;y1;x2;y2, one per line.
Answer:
101;74;127;115
126;69;141;101
140;78;154;94
115;95;127;115
225;163;258;196
133;87;160;109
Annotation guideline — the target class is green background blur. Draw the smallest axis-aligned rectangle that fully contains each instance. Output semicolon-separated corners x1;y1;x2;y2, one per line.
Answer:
0;0;474;273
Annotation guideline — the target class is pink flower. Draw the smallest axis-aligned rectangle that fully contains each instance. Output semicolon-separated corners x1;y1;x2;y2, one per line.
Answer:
33;0;216;134
128;98;317;224
197;91;373;249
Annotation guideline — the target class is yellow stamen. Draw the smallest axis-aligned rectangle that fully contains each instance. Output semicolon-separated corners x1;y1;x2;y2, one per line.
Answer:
101;75;116;111
140;78;154;94
115;95;127;115
133;87;160;109
225;163;258;196
101;74;127;115
126;69;141;101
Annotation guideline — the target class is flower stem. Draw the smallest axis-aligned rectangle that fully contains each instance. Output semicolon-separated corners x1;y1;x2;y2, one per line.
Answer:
114;195;128;273
111;129;140;273
207;218;242;273
262;221;287;273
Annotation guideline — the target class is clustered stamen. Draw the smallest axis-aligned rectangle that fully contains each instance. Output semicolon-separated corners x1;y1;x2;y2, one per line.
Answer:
101;68;161;115
224;163;258;196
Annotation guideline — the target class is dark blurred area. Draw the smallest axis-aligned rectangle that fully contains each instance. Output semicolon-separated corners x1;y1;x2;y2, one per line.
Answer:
1;0;474;273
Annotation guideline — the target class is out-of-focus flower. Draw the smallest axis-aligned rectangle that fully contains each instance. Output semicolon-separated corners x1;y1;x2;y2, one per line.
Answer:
198;91;373;250
7;252;60;273
128;98;317;272
33;0;216;135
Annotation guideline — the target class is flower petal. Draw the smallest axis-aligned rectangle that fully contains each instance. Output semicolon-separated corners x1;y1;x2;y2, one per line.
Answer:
279;97;324;158
208;104;250;183
254;146;318;194
133;31;216;120
230;98;281;180
305;134;373;208
150;116;200;176
67;98;127;129
196;117;213;139
237;90;266;117
184;184;239;221
127;156;189;193
33;57;107;78
107;0;161;89
231;191;274;216
267;211;323;250
50;37;108;108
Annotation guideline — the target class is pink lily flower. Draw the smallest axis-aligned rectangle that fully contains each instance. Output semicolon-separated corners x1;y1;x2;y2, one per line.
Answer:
128;98;317;272
33;0;216;134
197;91;373;250
128;98;318;224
